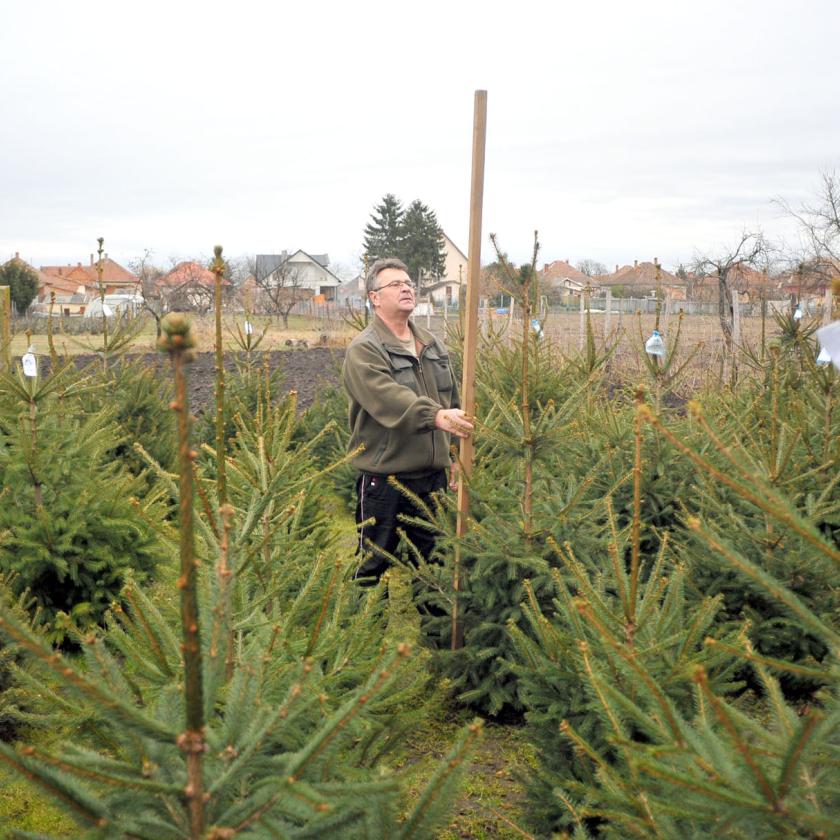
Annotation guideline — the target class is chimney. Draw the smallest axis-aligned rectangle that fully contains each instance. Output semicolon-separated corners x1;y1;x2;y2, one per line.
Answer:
90;254;94;265
77;262;82;267
14;251;19;259
543;263;549;272
634;260;638;269
615;264;619;273
566;257;569;264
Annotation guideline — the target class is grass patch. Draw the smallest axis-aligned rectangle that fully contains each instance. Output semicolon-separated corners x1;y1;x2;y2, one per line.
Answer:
0;765;77;837
383;568;538;839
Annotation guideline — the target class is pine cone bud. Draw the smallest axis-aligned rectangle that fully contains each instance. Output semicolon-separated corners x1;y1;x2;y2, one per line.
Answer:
158;313;196;354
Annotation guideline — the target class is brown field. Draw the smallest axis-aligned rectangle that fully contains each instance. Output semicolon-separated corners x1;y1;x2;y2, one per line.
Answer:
8;305;815;397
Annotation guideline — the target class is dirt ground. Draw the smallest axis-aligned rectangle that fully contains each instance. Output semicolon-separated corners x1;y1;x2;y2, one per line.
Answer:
64;347;347;414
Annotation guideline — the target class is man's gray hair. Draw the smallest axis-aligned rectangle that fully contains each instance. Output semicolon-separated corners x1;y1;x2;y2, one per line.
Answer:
366;257;409;293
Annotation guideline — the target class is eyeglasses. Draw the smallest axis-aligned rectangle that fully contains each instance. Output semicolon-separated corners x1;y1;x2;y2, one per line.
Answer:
372;279;415;292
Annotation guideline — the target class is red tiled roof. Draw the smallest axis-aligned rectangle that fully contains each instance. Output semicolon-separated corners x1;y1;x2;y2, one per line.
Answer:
539;260;590;283
599;261;680;288
155;261;230;288
88;257;138;285
41;257;138;289
2;254;82;300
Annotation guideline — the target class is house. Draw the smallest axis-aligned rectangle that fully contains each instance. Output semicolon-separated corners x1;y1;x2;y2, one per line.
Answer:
154;261;229;313
686;264;776;304
39;254;139;300
598;260;682;297
539;259;592;295
255;250;342;301
337;272;366;307
0;253;73;314
417;231;469;306
776;258;838;299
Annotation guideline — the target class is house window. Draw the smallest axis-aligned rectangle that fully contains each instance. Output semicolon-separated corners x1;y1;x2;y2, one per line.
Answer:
446;285;453;303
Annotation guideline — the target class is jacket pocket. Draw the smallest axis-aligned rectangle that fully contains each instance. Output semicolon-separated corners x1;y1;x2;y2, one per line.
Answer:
431;359;453;393
390;355;419;392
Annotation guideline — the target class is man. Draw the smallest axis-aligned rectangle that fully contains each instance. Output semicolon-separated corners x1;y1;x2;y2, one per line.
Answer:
342;257;473;586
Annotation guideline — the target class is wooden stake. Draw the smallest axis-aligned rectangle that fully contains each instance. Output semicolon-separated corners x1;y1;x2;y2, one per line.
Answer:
452;90;487;651
0;286;10;370
578;290;586;349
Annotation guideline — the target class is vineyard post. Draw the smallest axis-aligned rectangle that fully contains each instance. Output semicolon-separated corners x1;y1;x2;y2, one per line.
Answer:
452;89;487;650
0;286;9;370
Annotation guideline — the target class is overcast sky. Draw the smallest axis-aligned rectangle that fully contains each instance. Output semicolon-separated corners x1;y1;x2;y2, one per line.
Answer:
1;0;838;275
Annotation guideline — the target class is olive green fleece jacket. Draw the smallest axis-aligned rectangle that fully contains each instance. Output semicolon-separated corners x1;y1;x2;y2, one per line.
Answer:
342;315;460;475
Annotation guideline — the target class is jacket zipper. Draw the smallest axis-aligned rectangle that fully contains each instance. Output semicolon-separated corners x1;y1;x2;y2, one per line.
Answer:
415;347;436;467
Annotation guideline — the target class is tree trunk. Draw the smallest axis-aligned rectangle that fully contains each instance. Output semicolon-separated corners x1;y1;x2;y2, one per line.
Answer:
718;273;734;349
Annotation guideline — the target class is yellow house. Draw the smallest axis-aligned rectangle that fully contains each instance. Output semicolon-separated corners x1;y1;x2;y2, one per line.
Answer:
419;231;468;306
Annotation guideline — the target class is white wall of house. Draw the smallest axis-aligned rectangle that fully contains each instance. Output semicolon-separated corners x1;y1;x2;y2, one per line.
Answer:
271;251;341;299
441;232;468;287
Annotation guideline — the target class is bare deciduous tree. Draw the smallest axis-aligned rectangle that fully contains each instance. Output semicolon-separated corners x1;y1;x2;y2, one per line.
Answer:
253;256;307;329
129;250;167;337
576;258;608;277
779;170;840;265
164;262;216;315
693;231;767;348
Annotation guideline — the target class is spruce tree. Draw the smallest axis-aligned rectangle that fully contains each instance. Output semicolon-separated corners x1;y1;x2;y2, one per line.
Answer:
0;361;164;642
362;193;405;262
512;399;840;838
0;260;38;315
0;314;480;838
401;200;447;287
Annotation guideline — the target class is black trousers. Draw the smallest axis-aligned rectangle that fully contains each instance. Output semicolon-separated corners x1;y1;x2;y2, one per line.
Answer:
354;469;448;582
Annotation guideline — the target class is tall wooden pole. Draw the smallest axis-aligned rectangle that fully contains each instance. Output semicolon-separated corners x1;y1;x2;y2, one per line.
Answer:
452;90;487;650
0;286;10;371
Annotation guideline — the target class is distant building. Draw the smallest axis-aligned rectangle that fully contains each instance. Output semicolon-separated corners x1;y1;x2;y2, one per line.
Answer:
598;260;681;297
155;261;229;312
2;253;66;310
417;231;468;306
39;254;139;300
255;250;342;301
539;259;592;294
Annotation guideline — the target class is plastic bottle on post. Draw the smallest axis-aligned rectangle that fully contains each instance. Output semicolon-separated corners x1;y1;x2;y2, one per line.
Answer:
645;329;665;357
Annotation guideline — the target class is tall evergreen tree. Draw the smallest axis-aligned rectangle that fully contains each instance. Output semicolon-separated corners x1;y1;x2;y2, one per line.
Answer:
0;259;39;314
400;200;447;287
362;193;405;263
362;195;447;287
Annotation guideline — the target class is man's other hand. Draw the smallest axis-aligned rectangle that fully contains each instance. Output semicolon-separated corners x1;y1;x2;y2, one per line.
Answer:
435;408;474;439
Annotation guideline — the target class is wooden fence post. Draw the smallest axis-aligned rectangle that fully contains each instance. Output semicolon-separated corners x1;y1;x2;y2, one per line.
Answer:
0;286;10;370
732;293;741;348
578;290;586;349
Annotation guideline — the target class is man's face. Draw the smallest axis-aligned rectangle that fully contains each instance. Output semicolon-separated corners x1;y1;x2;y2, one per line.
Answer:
369;268;415;317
